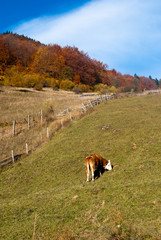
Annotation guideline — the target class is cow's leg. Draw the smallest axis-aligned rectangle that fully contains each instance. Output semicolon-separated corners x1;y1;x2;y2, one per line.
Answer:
87;173;90;182
86;163;90;182
92;169;94;181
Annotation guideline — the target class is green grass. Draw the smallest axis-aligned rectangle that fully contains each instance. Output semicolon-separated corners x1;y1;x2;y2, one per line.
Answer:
0;94;161;239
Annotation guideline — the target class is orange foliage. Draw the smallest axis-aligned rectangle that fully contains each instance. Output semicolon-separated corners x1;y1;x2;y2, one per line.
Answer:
73;74;80;85
0;37;10;73
0;32;158;91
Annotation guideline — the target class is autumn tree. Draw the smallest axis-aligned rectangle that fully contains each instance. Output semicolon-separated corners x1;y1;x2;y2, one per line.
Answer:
154;78;159;87
73;74;80;85
2;33;39;68
4;66;24;86
159;79;161;88
0;33;159;92
139;76;157;90
61;46;107;86
59;66;73;80
0;37;10;74
31;46;65;78
106;69;117;86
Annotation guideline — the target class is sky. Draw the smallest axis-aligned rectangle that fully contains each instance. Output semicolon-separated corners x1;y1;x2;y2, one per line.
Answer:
1;0;161;79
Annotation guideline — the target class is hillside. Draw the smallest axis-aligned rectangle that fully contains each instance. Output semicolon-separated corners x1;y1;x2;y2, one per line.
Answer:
0;86;98;161
0;32;159;91
0;94;161;239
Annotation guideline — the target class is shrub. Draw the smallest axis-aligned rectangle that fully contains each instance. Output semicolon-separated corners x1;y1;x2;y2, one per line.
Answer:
0;75;5;86
34;82;43;91
77;83;90;92
4;66;24;87
50;78;59;90
108;86;117;93
123;84;136;92
44;105;56;123
23;73;41;88
73;87;83;94
59;79;75;91
94;83;108;94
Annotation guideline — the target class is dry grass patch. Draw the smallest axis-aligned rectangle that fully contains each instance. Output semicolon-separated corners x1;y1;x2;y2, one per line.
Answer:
0;86;96;123
0;87;96;160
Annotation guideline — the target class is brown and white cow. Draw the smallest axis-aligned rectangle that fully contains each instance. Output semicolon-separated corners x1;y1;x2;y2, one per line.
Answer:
85;154;112;181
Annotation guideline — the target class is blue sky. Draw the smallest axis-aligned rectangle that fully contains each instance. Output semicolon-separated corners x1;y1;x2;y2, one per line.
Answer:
1;0;161;79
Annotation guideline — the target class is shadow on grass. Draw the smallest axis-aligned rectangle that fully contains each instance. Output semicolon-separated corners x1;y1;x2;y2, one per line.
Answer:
93;165;114;181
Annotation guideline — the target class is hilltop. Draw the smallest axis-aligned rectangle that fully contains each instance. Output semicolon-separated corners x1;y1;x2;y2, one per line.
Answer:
0;32;159;92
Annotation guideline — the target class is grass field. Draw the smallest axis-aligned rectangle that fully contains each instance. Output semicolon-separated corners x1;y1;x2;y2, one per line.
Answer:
0;94;161;239
0;86;97;160
0;86;93;122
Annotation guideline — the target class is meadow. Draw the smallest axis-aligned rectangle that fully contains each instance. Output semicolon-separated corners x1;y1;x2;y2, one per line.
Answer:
0;86;96;161
0;93;161;239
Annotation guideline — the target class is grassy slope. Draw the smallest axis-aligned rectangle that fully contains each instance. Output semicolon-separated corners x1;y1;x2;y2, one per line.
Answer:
0;87;87;122
0;94;161;240
0;87;96;160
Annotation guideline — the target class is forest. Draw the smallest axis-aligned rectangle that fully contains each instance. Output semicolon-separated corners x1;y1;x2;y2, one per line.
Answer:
0;32;160;92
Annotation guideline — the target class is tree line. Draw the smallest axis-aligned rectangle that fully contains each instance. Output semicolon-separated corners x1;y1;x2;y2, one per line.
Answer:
0;32;160;92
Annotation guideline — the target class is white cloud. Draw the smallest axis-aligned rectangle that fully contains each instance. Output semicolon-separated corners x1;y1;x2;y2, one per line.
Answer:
13;0;161;78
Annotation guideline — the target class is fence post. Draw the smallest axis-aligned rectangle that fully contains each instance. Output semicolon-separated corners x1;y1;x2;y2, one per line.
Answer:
89;100;93;107
11;150;14;163
13;120;16;137
82;103;86;111
26;143;29;155
47;127;49;139
61;119;63;128
70;112;72;121
28;115;30;129
41;110;43;124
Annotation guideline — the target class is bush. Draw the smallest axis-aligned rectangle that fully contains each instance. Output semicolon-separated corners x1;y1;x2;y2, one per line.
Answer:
50;78;59;90
0;75;5;86
23;73;41;88
123;84;136;92
59;79;75;91
73;87;83;94
4;66;24;87
108;86;117;93
94;83;108;94
77;84;90;92
34;82;43;91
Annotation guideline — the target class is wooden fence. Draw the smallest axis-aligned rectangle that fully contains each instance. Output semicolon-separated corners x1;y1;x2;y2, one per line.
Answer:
0;94;114;168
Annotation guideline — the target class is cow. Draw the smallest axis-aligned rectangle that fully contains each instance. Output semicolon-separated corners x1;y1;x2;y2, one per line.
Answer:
85;154;112;181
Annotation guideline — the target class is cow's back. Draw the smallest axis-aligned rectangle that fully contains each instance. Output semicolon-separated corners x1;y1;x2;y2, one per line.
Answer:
90;154;108;168
85;154;102;171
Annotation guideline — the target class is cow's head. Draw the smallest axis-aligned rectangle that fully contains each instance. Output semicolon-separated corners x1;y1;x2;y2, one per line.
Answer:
104;160;112;171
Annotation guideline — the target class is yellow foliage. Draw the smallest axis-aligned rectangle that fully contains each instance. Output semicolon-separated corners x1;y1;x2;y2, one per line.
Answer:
108;86;117;93
76;83;90;92
60;79;75;91
94;83;108;93
49;78;60;89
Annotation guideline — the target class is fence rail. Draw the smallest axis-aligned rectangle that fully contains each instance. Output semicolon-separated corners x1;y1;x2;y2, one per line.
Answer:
1;90;160;168
0;94;114;167
2;89;160;168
